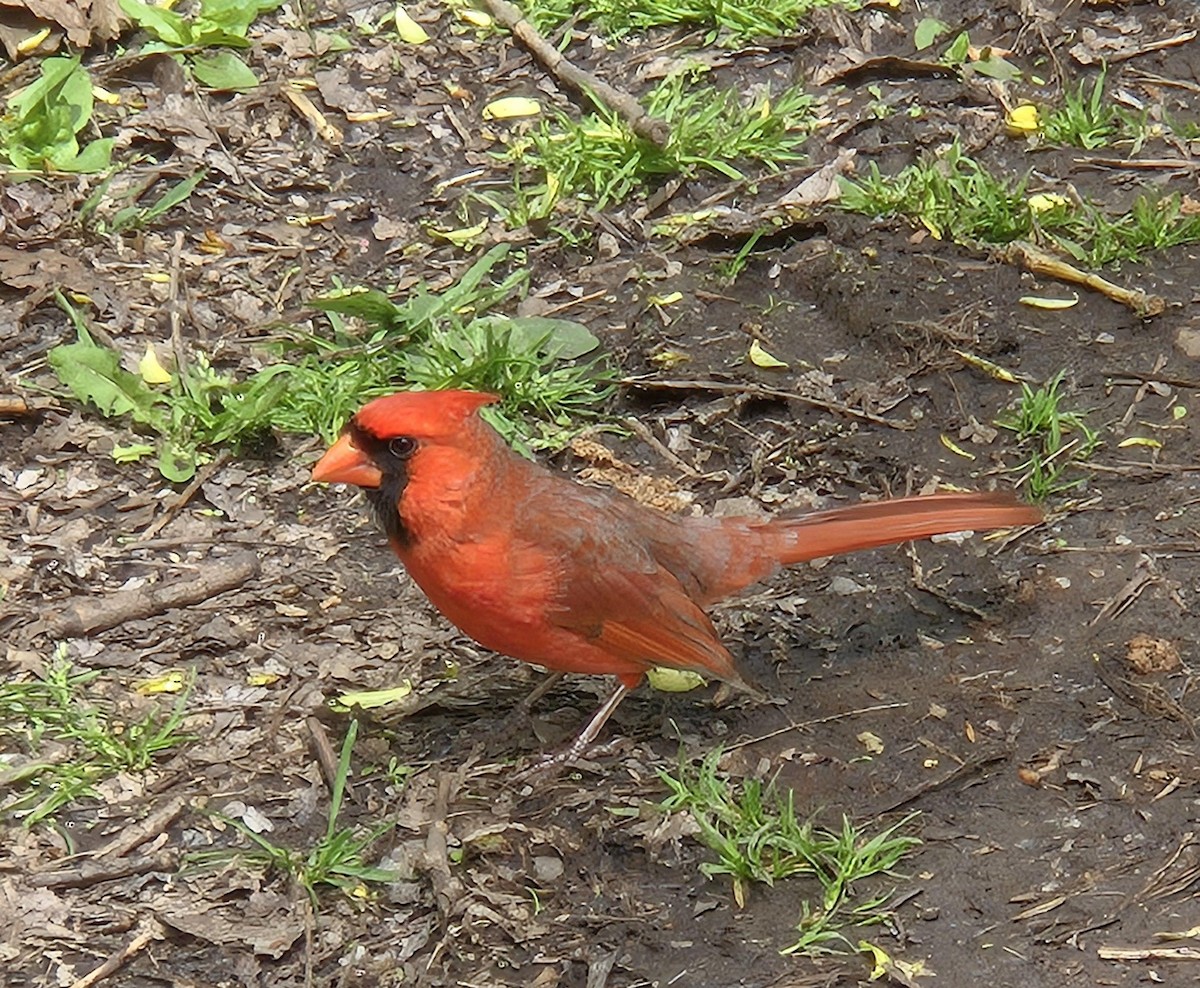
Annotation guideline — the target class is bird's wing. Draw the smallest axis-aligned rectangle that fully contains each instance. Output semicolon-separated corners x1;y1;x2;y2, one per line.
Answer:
520;485;747;686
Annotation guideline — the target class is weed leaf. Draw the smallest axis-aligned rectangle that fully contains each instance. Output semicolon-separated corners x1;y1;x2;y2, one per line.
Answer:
48;341;166;430
192;51;260;90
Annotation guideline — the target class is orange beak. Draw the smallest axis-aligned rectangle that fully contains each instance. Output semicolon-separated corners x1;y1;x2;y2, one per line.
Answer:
312;433;383;488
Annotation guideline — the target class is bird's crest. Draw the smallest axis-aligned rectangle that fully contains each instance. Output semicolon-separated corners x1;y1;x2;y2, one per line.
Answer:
353;389;499;441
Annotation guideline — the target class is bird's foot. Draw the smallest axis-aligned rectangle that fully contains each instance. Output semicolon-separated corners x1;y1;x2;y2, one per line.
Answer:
508;680;632;783
511;737;624;783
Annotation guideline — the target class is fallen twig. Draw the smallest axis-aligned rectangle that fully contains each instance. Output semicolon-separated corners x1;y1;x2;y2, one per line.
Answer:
140;450;231;541
420;771;466;919
1088;554;1160;625
1104;369;1200;391
907;545;1000;621
69;919;164;988
872;747;1011;815
479;0;670;147
306;716;342;794
1098;945;1200;961
32;850;179;890
1078;156;1199;172
1088;29;1198;65
725;701;910;751
1001;241;1165;318
93;797;186;859
621;376;915;430
45;552;260;638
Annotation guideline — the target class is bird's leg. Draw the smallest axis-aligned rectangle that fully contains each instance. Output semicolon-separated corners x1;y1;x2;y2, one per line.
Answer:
564;681;631;761
493;670;566;744
514;670;566;718
513;681;631;780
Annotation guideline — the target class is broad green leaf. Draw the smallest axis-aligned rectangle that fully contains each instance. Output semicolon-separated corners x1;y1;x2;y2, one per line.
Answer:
199;0;285;35
187;25;253;47
8;56;85;120
192;51;259;91
158;444;198;482
914;17;947;51
112;442;156;463
118;0;192;46
971;56;1022;82
310;287;406;329
48;341;166;429
943;31;970;64
59;138;114;173
499;316;599;359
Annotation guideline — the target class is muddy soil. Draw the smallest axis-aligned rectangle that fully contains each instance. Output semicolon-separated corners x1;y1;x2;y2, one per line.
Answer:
3;1;1200;986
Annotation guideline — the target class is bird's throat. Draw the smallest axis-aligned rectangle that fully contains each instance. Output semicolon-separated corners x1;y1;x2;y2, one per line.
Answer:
365;468;414;548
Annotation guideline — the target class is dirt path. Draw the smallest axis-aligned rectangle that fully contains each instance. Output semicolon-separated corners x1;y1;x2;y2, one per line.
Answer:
3;1;1200;986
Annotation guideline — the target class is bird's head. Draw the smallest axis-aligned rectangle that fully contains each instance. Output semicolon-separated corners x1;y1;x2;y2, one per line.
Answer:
312;389;500;490
312;390;500;546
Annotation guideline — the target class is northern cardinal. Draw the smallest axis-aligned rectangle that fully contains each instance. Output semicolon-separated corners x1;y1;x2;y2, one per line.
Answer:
313;390;1041;757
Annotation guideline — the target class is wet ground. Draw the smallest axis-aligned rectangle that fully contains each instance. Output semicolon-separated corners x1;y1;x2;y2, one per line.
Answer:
3;0;1200;985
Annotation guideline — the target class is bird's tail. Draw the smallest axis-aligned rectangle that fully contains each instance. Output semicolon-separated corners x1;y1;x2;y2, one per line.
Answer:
770;490;1042;565
687;491;1040;604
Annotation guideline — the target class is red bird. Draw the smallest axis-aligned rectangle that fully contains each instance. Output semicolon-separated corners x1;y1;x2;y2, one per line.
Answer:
313;390;1041;756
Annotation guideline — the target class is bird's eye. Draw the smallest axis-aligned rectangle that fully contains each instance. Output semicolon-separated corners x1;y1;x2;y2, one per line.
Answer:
388;436;417;459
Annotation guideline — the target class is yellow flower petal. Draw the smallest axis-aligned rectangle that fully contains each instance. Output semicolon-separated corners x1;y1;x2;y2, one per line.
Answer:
458;8;492;27
939;434;976;460
748;340;789;369
482;96;542;120
1005;104;1040;135
645;667;707;693
139;343;173;384
1028;192;1071;213
951;348;1018;382
133;671;187;695
648;291;683;307
1019;294;1078;310
395;7;430;43
16;27;51;54
330;682;414;712
428;217;489;247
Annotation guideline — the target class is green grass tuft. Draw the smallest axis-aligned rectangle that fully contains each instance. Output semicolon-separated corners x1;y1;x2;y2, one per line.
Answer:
659;748;920;956
521;0;859;46
190;720;399;905
0;651;194;827
997;371;1099;500
840;142;1200;266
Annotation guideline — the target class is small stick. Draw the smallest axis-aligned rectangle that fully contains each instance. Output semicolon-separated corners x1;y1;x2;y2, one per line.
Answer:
725;701;910;751
1103;369;1200;390
69;920;163;988
1081;461;1200;477
306;716;341;794
45;552;259;638
1078;157;1198;171
32;851;179;890
479;0;670;147
622;416;703;478
1097;29;1198;64
93;797;185;859
620;376;916;430
140;450;231;541
420;772;465;919
873;748;1011;815
1001;241;1165;318
1098;945;1200;961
